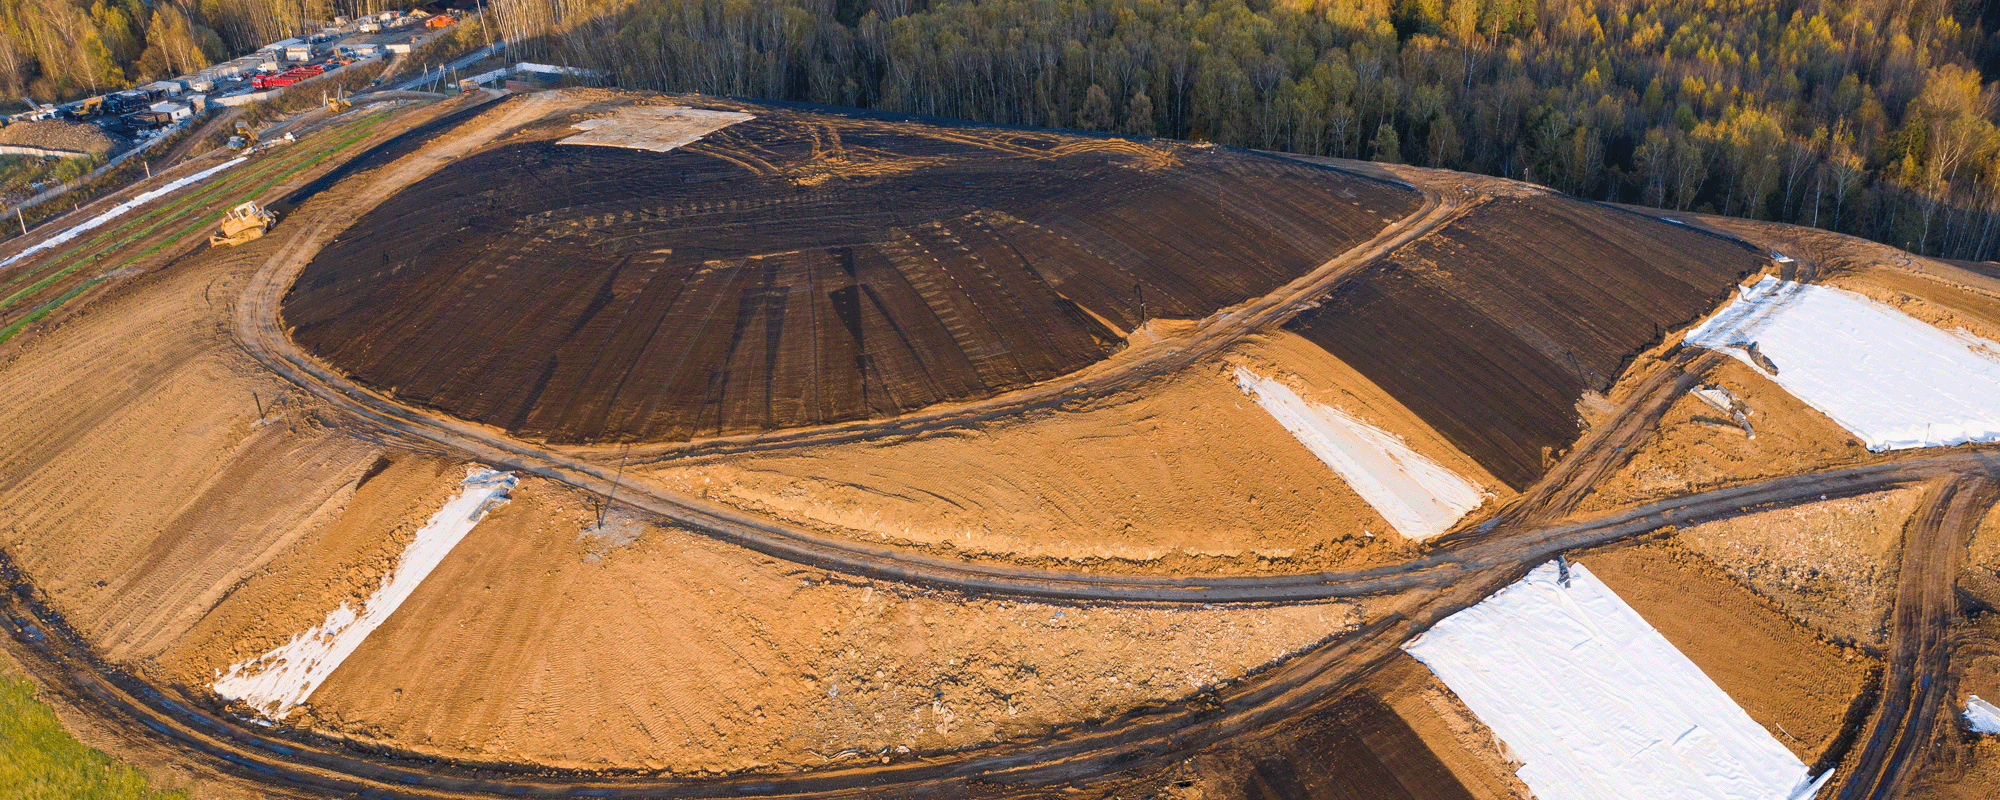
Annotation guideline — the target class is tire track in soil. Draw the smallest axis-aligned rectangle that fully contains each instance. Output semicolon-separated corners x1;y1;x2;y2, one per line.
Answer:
232;95;1466;602
11;89;2000;797
1835;474;2000;800
7;452;2000;799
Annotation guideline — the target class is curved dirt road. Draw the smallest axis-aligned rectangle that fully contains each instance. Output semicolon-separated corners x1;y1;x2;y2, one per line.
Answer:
230;93;1483;602
9;91;1996;799
1835;474;2000;800
6;452;1999;799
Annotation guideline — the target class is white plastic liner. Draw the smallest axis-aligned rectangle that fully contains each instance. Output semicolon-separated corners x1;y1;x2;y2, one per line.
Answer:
213;467;516;720
1969;695;2000;734
1234;367;1484;540
1405;561;1828;800
1;157;247;269
559;106;754;152
1684;276;2000;451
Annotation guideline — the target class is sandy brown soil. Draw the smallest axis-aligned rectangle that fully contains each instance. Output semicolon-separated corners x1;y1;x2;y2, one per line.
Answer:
1583;356;1871;510
4;92;1979;797
1670;489;1923;646
0;238;395;666
640;329;1499;574
288;474;1363;772
1582;540;1874;762
0;93;1389;781
1897;501;2000;798
1369;656;1534;800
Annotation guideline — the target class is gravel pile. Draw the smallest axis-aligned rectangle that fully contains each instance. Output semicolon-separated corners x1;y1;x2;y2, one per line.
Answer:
0;120;120;157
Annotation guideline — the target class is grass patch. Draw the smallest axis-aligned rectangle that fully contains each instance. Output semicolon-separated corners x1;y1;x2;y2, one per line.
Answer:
3;123;353;294
0;278;107;345
0;664;186;799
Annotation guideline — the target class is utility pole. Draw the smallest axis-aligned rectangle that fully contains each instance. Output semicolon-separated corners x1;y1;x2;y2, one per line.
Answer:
16;208;25;236
251;391;264;421
597;445;630;527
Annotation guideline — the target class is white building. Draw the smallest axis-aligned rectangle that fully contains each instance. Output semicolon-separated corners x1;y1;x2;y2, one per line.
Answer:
148;101;193;121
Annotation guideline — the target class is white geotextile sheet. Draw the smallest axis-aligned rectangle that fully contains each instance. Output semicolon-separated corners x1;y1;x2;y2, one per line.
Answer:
1405;561;1827;800
1;157;246;269
1234;367;1484;540
1683;276;2000;451
213;467;516;719
1969;695;2000;734
560;106;755;152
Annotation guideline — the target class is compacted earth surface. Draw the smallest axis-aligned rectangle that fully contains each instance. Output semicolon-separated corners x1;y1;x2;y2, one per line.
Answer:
0;88;1997;800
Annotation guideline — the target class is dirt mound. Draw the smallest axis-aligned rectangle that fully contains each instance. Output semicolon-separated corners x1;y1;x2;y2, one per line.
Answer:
282;100;1419;444
0;120;119;157
1285;197;1769;489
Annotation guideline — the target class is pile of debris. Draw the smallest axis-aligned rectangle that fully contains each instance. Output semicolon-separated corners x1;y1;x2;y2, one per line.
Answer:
1690;384;1756;438
0;120;120;158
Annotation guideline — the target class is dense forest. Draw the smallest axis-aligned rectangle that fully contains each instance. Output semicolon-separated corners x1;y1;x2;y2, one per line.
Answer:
0;0;416;102
479;0;2000;261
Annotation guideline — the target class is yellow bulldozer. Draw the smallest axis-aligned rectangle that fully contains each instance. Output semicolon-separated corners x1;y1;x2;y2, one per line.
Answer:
226;120;257;151
210;202;276;247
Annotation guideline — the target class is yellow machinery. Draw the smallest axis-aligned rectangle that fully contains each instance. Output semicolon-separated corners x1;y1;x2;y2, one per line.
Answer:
210;202;276;246
326;87;351;113
227;120;257;151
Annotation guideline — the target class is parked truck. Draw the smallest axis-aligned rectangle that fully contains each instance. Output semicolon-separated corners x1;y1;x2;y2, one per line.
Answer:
250;65;324;90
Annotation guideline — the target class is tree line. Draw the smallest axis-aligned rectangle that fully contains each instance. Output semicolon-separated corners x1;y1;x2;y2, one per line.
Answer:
487;0;2000;261
0;0;419;103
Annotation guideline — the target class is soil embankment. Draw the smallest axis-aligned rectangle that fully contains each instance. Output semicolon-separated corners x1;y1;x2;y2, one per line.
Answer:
283;100;1420;444
1286;198;1770;489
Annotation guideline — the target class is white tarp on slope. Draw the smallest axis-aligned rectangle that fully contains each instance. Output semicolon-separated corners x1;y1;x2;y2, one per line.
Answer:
1683;276;2000;451
1234;367;1484;540
1;157;246;270
213;467;516;720
1405;561;1830;800
1969;695;2000;734
559;106;754;152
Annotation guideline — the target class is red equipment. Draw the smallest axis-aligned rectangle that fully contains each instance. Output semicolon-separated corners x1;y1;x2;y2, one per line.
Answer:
250;65;326;90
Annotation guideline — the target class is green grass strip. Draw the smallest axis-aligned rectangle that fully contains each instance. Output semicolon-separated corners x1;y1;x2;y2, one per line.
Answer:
0;152;299;290
0;667;186;799
0;277;106;345
0;112;393;315
2;109;395;292
0;146;329;310
4;135;339;291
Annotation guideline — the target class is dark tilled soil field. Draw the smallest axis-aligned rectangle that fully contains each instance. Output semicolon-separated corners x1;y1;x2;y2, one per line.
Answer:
1286;198;1768;489
1207;690;1479;800
284;104;1418;444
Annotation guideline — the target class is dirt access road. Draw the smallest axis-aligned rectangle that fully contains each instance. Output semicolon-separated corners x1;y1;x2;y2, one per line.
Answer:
1836;474;2000;800
233;93;1480;601
7;453;2000;799
9;90;2000;798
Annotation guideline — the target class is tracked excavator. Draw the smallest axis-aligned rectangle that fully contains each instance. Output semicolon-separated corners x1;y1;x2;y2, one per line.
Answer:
210;202;276;246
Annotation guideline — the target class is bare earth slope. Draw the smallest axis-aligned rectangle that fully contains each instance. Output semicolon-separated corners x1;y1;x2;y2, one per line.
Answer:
1285;197;1770;489
282;100;1420;444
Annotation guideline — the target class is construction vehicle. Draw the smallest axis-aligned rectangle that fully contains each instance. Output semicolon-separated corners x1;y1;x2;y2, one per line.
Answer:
210;202;276;246
65;96;105;120
227;120;257;151
325;87;351;113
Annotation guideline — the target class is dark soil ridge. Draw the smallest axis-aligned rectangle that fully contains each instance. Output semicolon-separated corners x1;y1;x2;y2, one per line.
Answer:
281;100;1421;444
1286;195;1772;490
